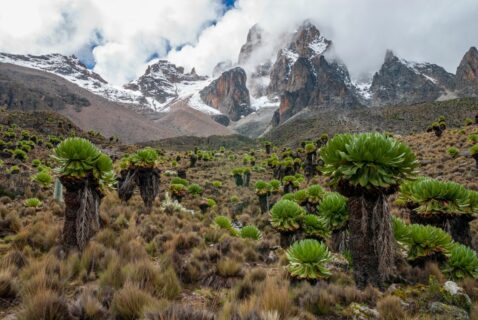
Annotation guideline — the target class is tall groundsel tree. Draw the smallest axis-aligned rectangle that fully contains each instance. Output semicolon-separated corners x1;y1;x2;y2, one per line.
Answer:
53;137;115;250
321;132;418;288
118;147;161;211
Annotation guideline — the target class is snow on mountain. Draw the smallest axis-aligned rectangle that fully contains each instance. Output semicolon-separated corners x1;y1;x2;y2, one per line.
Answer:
0;53;148;106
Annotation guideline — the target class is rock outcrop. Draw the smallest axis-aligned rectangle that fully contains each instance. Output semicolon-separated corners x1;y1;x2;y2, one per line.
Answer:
199;67;252;121
370;50;455;106
456;46;478;96
268;22;360;125
125;60;207;104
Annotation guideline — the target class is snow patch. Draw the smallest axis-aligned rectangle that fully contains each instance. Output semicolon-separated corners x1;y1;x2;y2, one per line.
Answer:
308;36;329;55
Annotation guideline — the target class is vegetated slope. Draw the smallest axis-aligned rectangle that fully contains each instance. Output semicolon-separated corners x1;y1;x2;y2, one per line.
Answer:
1;111;478;319
266;97;478;146
0;63;233;143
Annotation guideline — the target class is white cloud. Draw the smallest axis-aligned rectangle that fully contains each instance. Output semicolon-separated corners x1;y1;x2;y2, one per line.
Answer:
169;0;478;79
0;0;477;84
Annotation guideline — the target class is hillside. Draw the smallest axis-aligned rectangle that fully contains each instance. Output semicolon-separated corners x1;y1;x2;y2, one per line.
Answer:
0;110;477;319
266;97;478;146
0;63;233;143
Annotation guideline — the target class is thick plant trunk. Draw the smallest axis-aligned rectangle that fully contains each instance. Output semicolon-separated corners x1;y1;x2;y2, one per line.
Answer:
137;168;161;211
409;212;472;247
234;175;243;187
331;227;349;253
117;169;137;203
347;191;395;289
446;216;473;247
61;176;102;251
258;194;269;213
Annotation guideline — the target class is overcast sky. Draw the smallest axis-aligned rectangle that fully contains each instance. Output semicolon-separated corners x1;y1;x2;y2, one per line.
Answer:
1;0;477;85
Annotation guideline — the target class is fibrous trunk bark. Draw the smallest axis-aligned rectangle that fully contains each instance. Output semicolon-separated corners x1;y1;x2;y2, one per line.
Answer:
331;227;349;253
137;168;161;211
347;191;395;289
258;194;269;213
61;175;103;251
117;169;137;203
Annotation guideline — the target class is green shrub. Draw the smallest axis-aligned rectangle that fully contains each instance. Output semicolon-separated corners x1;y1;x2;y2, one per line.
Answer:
301;215;330;238
31;159;41;168
293;190;308;204
270;199;305;232
464;118;474;126
8;165;20;174
397;178;470;215
53;137;115;189
130;147;159;168
212;181;222;188
270;179;281;193
306;184;326;205
447;147;459;158
187;183;203;196
286;239;332;279
206;198;217;208
321;133;418;189
33;171;53;187
13;149;27;161
255;180;271;196
24;198;42;208
470;144;478;156
214;215;233;230
443;243;478;280
240;226;262;240
318;192;349;230
468;134;478;143
171;177;189;186
392;218;454;261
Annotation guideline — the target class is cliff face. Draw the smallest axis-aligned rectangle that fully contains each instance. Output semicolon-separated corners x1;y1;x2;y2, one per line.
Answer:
268;22;360;125
456;47;478;96
199;67;252;121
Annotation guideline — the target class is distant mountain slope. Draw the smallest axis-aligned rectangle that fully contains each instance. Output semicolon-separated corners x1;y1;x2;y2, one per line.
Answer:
265;97;478;146
0;63;231;143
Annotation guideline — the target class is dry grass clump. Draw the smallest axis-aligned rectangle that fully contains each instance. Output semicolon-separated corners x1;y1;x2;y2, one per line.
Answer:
143;303;216;320
377;295;406;320
123;259;181;300
17;289;71;320
0;269;18;301
70;287;107;319
217;258;242;277
110;284;156;320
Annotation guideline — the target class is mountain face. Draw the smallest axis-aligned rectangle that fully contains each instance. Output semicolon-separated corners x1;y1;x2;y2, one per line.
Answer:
369;51;455;106
199;67;252;121
124;60;207;105
456;47;478;96
268;22;361;125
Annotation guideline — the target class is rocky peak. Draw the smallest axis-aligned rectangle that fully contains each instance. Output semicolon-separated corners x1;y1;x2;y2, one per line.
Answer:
456;46;478;96
370;50;454;106
268;22;332;96
238;24;264;65
199;67;252;121
125;60;207;104
289;21;331;58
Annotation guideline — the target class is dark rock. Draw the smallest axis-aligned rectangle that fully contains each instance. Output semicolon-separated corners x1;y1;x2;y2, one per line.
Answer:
370;50;454;106
456;46;478;96
199;67;252;121
211;114;230;126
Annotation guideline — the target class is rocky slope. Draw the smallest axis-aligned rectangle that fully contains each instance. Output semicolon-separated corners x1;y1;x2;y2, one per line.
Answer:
456;46;478;97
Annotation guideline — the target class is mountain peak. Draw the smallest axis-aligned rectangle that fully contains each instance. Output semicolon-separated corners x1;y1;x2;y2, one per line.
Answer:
384;50;397;63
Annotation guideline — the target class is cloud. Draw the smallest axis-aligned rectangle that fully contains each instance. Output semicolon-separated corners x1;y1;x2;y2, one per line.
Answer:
168;0;478;79
0;0;223;84
0;0;477;84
